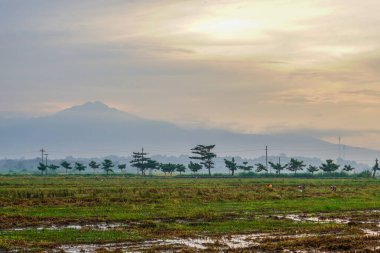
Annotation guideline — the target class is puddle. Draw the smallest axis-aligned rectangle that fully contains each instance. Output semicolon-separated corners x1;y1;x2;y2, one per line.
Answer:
278;214;351;224
57;233;324;252
8;222;129;231
361;229;380;236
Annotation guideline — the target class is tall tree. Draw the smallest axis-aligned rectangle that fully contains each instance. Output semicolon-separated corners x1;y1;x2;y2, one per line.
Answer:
189;145;216;176
102;159;114;175
188;162;202;174
60;161;72;174
238;161;253;172
118;164;127;174
372;159;379;178
287;158;306;175
37;162;47;175
256;163;268;173
130;148;149;176
320;159;340;173
269;161;288;175
307;165;319;175
342;165;355;173
75;162;86;173
89;161;100;174
48;164;59;174
224;158;238;176
176;164;186;175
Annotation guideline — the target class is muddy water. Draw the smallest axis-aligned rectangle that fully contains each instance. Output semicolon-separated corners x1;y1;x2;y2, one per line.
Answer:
277;211;380;226
277;214;351;224
8;222;130;231
58;233;318;252
58;229;380;253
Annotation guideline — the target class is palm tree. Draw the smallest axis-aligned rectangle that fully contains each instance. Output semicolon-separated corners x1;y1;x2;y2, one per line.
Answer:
320;159;339;173
307;165;319;175
342;165;355;173
75;162;86;174
60;161;72;174
48;164;60;174
256;163;268;173
37;163;48;175
269;161;288;174
102;159;114;175
238;161;253;172
287;158;306;175
89;161;100;174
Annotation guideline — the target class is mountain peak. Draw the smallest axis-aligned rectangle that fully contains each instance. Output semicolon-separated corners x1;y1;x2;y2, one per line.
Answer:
62;101;115;113
77;101;111;110
54;101;142;121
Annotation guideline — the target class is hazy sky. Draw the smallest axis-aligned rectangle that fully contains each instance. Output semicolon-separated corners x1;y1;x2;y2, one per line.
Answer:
1;0;380;149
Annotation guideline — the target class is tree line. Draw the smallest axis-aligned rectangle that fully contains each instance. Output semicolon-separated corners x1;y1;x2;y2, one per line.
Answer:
37;145;380;178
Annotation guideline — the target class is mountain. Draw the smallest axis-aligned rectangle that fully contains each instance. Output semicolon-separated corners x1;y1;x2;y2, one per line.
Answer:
0;101;379;165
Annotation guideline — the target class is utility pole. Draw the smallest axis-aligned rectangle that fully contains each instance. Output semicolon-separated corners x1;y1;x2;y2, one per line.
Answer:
265;146;268;172
40;148;45;163
374;158;379;178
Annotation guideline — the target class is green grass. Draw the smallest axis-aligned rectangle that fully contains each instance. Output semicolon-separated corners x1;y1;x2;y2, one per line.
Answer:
0;176;379;250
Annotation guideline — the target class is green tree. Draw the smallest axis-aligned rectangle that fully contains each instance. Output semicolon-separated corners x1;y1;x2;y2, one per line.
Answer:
75;162;86;173
118;164;127;174
238;161;253;172
188;161;202;174
287;158;306;175
224;157;238;176
372;159;379;178
269;161;288;175
160;163;176;176
60;161;72;174
342;165;355;173
48;164;59;173
189;145;216;176
176;164;186;175
102;159;114;175
320;159;340;173
256;163;268;173
37;162;47;175
89;161;100;174
145;158;159;176
130;148;149;176
307;165;319;175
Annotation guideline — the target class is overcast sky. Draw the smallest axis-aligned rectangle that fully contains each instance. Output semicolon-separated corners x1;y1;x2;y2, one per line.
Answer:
1;0;380;149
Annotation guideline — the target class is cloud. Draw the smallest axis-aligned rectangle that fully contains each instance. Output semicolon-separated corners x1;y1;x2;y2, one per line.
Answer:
1;0;380;149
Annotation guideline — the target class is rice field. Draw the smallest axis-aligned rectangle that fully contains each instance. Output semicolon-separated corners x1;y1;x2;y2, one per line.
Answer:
0;176;379;252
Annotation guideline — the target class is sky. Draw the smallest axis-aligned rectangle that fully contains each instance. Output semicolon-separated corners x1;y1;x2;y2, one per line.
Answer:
1;0;380;150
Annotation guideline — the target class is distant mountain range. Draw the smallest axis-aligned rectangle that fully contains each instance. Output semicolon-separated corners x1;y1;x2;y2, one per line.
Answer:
0;101;379;165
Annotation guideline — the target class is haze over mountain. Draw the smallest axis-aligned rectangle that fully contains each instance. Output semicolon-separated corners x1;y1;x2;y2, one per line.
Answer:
0;101;379;164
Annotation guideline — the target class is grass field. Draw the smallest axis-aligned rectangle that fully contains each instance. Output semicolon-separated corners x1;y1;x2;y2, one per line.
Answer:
0;176;379;252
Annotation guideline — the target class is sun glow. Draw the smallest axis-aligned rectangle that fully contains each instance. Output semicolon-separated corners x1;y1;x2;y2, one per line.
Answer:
188;18;261;40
